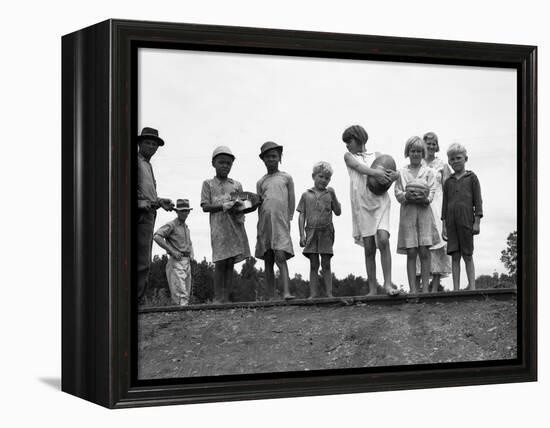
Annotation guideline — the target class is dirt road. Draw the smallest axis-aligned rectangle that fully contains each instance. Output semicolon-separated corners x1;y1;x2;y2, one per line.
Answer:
138;298;516;379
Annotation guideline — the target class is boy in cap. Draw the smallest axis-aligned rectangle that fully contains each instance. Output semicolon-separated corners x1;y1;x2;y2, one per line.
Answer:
153;199;195;306
137;127;174;304
201;146;253;303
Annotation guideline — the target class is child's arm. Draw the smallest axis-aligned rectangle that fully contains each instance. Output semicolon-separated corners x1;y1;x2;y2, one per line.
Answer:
394;171;407;204
287;175;295;222
425;168;436;204
298;212;306;247
472;174;483;235
200;180;235;213
441;180;448;240
328;187;342;216
296;193;306;247
344;152;392;184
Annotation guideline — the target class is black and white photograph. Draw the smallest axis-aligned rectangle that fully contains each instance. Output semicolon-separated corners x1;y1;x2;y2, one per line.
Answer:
136;47;518;380
4;0;547;423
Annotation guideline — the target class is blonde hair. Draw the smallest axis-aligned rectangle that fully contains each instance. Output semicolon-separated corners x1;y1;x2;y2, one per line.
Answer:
423;131;440;152
404;136;426;158
312;161;333;177
447;143;467;157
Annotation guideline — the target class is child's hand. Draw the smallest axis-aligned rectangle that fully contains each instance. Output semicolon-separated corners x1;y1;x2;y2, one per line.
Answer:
229;200;244;213
388;170;399;182
222;201;236;212
374;169;391;185
442;226;448;241
299;236;306;247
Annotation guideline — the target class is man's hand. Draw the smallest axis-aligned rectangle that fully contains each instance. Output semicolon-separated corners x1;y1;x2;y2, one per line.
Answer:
138;200;152;211
473;223;480;235
170;250;184;260
442;224;448;241
299;236;306;248
158;198;174;211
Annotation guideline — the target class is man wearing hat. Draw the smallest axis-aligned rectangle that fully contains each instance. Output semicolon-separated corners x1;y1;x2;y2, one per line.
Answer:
137;127;174;304
153;199;194;306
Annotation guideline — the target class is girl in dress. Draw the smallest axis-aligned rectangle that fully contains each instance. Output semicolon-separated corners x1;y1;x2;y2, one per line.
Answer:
342;125;398;296
395;136;440;293
255;141;295;300
201;146;252;303
419;132;452;291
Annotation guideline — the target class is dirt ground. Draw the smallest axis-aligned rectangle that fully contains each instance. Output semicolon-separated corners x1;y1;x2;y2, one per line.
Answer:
138;298;517;379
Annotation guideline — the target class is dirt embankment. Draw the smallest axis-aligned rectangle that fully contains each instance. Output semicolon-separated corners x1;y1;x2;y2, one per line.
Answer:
138;298;517;379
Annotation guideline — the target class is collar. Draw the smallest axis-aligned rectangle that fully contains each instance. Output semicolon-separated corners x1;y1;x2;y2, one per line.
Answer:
138;152;150;163
449;170;472;179
213;176;234;185
307;187;329;196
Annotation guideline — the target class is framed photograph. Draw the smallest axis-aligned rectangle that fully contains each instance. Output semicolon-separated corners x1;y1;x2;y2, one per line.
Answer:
62;19;537;408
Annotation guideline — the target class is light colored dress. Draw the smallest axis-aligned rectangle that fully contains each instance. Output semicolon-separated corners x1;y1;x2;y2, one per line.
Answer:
201;177;251;263
345;152;391;246
394;164;440;254
255;171;295;260
418;158;451;275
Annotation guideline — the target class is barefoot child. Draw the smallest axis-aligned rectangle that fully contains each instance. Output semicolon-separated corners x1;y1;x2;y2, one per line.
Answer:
297;162;342;298
342;125;399;296
442;143;483;290
255;141;295;300
201;146;251;303
394;136;440;293
153;199;194;305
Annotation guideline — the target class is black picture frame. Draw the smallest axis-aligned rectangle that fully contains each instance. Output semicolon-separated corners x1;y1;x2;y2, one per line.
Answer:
61;19;537;408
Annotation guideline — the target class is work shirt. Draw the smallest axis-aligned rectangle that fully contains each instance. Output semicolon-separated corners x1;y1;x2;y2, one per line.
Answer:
442;171;483;225
296;188;339;229
137;152;158;204
154;219;194;256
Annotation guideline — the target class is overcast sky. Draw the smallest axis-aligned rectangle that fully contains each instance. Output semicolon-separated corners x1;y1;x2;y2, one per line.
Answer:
138;48;516;290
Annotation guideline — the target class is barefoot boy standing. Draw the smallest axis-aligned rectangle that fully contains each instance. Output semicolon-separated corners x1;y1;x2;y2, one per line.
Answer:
297;162;341;298
442;143;483;291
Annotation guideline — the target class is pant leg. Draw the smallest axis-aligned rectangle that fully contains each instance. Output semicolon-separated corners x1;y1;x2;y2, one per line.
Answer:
137;210;156;300
166;256;191;305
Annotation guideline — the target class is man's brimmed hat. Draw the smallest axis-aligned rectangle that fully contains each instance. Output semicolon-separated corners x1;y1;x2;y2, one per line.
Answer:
212;145;235;160
174;199;193;211
259;141;283;159
137;127;165;146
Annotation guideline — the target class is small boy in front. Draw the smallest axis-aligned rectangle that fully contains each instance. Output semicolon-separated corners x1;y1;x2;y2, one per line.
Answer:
442;143;483;291
153;199;194;305
297;161;341;298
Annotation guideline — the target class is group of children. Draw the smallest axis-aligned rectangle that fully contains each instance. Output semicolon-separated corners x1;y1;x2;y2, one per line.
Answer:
153;125;483;305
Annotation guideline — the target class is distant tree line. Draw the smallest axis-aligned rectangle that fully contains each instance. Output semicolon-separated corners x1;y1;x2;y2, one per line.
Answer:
144;230;518;306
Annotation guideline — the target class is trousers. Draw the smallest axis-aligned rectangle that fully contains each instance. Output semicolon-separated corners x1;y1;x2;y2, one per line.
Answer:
166;256;192;305
137;210;156;301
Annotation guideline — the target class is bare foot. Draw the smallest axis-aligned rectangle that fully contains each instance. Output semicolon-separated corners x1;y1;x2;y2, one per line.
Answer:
367;291;377;296
284;294;296;300
385;286;399;296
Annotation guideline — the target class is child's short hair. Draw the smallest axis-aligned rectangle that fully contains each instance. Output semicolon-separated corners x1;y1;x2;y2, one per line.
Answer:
447;142;468;157
404;136;426;158
342;125;368;145
312;161;333;177
423;131;439;152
